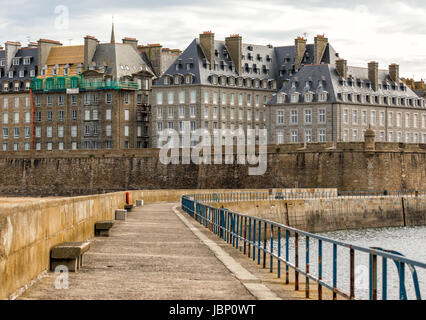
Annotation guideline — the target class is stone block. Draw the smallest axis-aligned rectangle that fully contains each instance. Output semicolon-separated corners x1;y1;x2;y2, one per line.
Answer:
136;200;143;207
115;209;127;220
95;220;115;237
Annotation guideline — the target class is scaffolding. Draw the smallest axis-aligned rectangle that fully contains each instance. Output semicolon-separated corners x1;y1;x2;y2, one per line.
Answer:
31;75;139;92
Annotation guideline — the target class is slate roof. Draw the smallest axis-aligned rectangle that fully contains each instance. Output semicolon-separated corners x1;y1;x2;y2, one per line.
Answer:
0;47;38;91
90;43;155;80
269;63;423;106
154;38;338;87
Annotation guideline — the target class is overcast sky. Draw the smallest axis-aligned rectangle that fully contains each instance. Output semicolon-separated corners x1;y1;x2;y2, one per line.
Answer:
1;0;426;79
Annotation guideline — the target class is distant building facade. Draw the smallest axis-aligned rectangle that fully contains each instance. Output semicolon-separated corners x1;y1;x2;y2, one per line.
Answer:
150;32;339;147
0;41;38;151
267;58;426;144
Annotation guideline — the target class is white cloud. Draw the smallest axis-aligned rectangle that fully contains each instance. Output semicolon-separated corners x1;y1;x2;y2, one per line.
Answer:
0;0;425;79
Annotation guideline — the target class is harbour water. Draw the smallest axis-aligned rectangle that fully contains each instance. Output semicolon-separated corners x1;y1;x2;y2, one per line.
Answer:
272;225;426;300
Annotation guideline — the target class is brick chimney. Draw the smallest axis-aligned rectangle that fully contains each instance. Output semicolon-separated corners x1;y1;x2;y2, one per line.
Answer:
37;39;62;73
225;34;242;75
5;41;22;72
199;31;215;70
336;59;347;79
314;35;328;64
368;61;379;91
123;37;138;51
84;35;99;69
389;63;399;83
294;37;307;71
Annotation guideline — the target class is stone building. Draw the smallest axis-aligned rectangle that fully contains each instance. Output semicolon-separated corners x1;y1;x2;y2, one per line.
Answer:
29;27;162;151
0;41;38;151
267;58;426;144
150;32;339;147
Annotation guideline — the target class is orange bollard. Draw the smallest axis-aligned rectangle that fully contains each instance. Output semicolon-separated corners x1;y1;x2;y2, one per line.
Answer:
126;192;130;204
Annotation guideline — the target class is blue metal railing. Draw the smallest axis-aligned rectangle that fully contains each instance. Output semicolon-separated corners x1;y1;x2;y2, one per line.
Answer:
181;194;426;300
191;190;426;203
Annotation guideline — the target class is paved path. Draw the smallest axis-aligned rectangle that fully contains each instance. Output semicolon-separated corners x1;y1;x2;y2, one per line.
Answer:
18;202;307;300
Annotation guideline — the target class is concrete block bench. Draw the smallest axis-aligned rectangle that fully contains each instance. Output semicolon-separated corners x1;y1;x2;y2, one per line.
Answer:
95;220;115;237
136;200;143;207
50;241;91;272
115;209;127;220
124;204;134;211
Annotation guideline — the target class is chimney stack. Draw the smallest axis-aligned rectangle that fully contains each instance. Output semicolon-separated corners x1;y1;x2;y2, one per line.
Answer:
314;35;328;65
123;37;138;51
336;59;348;79
389;63;399;83
225;34;242;75
199;31;215;70
27;42;38;48
5;41;22;72
294;37;307;71
368;61;379;91
84;35;99;69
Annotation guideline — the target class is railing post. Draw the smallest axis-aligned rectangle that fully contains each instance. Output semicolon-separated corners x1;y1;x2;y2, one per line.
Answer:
253;219;256;262
295;232;299;291
285;230;289;284
350;247;355;299
270;225;274;273
382;257;387;300
243;216;247;255
333;243;337;300
277;227;281;279
257;220;261;265
263;221;267;269
318;239;322;300
248;218;252;258
305;236;310;298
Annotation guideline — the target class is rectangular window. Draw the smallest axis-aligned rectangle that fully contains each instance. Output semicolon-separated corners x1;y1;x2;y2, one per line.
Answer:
25;127;30;138
58;126;64;138
35;127;41;138
85;110;90;121
167;92;174;104
3;113;8;124
343;109;349;124
58;142;64;150
379;112;385;126
124;93;130;104
291;130;298;143
24;142;30;151
190;106;196;118
71;126;77;137
3;128;9;139
168;107;174;119
319;109;326;123
106;93;112;104
277;131;284;144
304;109;312;123
124;109;130;121
277;110;284;124
106;109;111;121
71;95;78;106
190;91;196;104
85;125;91;136
370;111;376;125
305;129;312;143
124;126;129;137
71;142;77;150
14;127;20;139
106;125;112;137
405;113;410;128
290;110;298;124
179;91;185;104
352;110;358;124
319;129;326;142
58;110;64;122
46;126;52;138
58;95;64;106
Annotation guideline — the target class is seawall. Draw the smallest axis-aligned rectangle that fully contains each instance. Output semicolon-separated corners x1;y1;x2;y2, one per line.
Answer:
215;196;426;233
0;142;425;196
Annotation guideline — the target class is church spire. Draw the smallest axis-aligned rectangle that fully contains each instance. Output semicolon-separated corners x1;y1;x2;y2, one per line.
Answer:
111;16;115;43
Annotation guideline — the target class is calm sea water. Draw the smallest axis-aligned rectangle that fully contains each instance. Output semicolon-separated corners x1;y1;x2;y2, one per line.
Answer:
271;226;426;300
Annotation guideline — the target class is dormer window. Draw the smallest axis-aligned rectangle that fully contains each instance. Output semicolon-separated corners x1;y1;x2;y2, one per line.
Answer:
291;81;296;89
185;75;192;84
174;76;180;85
221;77;226;86
12;58;20;66
30;70;35;77
305;93;312;103
164;77;169;85
19;70;24;78
291;93;299;103
64;66;69;76
318;92;327;102
8;71;13;78
23;57;31;65
0;60;5;67
53;65;59;76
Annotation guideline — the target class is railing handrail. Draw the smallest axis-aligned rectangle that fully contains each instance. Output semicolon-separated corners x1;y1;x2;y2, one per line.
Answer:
181;193;426;300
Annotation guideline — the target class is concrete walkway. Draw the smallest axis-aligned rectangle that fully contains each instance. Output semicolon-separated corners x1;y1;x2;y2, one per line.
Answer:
17;202;306;300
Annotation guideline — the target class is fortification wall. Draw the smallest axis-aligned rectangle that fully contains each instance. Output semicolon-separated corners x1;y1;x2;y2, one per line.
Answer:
0;142;425;196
